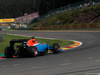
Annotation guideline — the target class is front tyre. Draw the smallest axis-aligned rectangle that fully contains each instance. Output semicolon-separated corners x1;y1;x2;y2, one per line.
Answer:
52;43;60;54
4;47;13;58
27;46;38;57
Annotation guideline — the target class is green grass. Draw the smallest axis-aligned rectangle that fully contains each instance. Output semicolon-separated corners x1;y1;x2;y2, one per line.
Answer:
0;34;30;54
0;34;74;54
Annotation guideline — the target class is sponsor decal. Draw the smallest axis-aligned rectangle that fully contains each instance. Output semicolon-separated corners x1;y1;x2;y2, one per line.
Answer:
0;19;14;23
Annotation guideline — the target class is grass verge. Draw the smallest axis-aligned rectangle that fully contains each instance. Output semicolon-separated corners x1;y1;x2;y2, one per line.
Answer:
0;34;74;54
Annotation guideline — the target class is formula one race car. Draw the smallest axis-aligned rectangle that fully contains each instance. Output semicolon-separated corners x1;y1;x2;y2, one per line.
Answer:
4;37;63;58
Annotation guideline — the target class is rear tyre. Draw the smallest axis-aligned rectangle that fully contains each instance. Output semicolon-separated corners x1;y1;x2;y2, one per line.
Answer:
27;46;38;57
18;47;27;57
4;47;13;58
52;43;60;54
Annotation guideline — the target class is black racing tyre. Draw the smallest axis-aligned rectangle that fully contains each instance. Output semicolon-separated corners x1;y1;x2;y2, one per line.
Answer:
4;47;13;58
18;47;27;57
27;46;38;57
52;43;60;54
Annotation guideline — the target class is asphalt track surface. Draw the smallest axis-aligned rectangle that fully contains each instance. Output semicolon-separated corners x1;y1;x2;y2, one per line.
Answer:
0;31;100;75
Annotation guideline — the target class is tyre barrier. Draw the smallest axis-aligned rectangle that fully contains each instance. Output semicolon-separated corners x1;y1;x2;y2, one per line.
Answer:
34;23;100;30
12;28;33;30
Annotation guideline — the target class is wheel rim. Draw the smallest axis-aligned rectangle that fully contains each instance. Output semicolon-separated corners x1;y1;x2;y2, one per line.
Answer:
33;47;38;57
35;49;38;55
